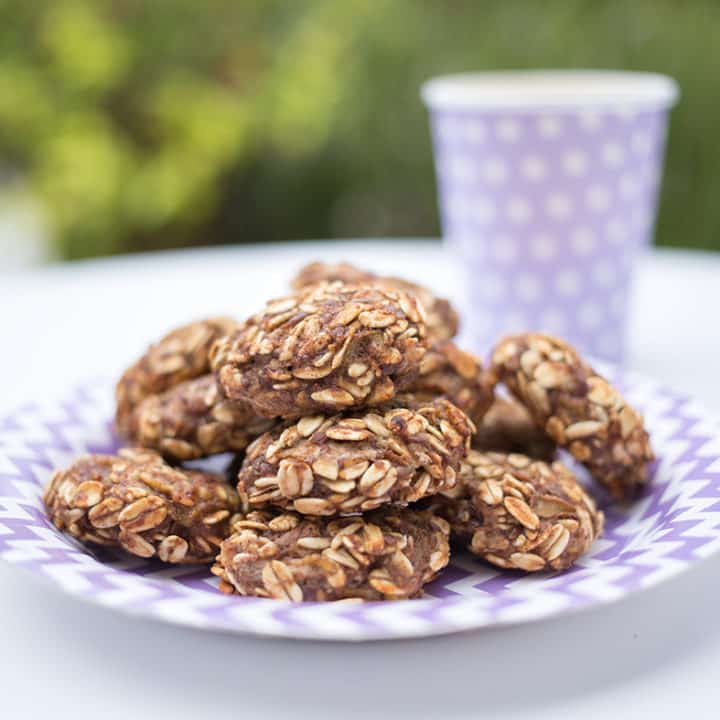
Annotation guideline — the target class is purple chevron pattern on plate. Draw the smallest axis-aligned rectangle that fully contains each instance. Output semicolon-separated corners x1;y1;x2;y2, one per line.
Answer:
2;372;720;641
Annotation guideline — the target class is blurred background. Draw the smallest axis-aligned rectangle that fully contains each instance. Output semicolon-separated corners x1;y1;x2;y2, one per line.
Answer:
0;0;717;267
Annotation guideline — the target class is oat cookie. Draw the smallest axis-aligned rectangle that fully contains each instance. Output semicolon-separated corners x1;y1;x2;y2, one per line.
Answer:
237;398;474;515
474;397;556;460
44;448;240;563
115;317;238;435
123;375;275;461
212;507;450;601
212;283;428;418
291;261;459;341
431;451;604;571
402;341;495;426
492;333;654;499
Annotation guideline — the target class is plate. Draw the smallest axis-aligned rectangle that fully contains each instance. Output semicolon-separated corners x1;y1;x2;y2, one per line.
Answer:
1;371;720;641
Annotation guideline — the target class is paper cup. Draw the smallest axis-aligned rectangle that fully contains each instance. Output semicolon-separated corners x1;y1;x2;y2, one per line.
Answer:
422;71;678;363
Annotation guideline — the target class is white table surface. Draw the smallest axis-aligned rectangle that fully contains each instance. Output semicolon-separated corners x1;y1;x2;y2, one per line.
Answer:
1;239;719;719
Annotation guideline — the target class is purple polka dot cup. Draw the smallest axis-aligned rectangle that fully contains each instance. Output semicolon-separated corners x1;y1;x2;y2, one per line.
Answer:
422;71;678;363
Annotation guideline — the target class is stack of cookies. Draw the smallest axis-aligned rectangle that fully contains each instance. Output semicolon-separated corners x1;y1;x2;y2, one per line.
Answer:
43;261;654;602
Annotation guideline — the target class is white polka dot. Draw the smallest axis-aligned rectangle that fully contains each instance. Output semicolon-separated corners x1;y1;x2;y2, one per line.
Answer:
453;232;482;258
556;269;581;298
447;194;472;221
520;155;546;182
586;185;611;212
619;174;640;199
539;308;567;334
446;156;477;183
488;235;518;265
503;310;527;332
437;158;450;179
492;235;518;264
515;272;542;303
601;142;625;168
609;290;626;315
529;233;557;261
629;208;643;229
445;213;470;236
482;158;508;185
506;197;533;225
618;248;634;271
570;227;597;256
563;150;588;177
578;301;603;330
481;275;505;302
578;111;603;132
592;259;616;288
469;197;496;226
631;131;652;156
495;118;522;143
437;119;458;142
447;195;470;219
537;115;562;138
463;121;487;145
631;206;654;232
546;192;572;220
606;218;628;245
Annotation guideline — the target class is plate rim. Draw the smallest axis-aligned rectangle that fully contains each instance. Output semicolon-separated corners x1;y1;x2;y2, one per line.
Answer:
1;373;719;641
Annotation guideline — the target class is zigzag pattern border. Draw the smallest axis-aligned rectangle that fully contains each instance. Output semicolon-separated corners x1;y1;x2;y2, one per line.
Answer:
1;377;719;641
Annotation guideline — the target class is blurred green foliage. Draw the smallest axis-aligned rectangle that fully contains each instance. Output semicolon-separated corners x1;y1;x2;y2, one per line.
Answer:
0;0;717;259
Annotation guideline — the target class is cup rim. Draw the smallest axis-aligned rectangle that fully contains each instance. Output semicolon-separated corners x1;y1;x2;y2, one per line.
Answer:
421;70;679;113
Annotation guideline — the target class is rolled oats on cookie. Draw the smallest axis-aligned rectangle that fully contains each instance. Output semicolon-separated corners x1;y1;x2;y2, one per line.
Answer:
291;261;459;341
431;450;603;571
212;282;428;418
492;333;653;499
123;375;275;461
115;317;238;435
401;340;495;426
44;448;240;563
237;398;474;515
212;507;450;601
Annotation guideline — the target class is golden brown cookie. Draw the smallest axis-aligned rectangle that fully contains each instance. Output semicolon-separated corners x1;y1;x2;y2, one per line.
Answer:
44;448;240;563
237;398;473;515
430;450;604;571
115;317;238;435
402;340;495;426
291;261;459;341
491;333;653;499
123;375;275;461
212;283;428;418
212;507;450;601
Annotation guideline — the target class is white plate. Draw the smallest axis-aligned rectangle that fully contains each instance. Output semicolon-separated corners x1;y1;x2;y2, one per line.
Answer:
2;371;719;640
